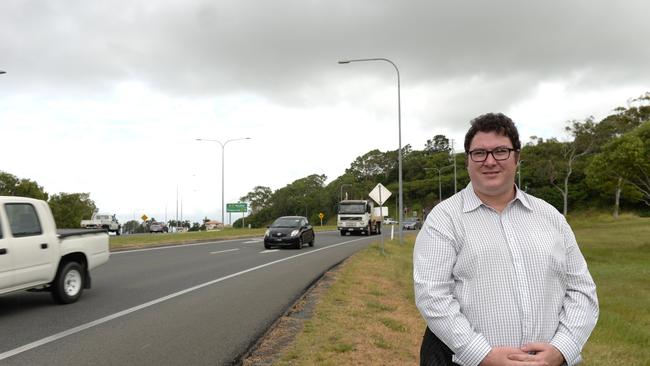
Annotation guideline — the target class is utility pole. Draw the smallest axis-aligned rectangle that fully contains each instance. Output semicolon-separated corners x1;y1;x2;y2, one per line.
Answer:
451;139;457;193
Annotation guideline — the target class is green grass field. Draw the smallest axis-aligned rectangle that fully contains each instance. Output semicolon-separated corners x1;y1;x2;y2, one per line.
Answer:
274;214;650;366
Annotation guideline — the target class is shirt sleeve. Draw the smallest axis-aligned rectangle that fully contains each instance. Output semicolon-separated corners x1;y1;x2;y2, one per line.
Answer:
413;212;491;366
550;219;599;366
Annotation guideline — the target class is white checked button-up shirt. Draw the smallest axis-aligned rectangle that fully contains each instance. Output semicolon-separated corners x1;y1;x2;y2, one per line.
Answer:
414;184;598;366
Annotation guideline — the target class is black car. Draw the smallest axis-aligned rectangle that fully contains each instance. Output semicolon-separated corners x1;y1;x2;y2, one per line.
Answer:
264;216;315;249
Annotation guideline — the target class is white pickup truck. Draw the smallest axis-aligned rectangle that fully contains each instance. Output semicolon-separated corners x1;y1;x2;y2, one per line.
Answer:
0;196;110;304
80;212;121;235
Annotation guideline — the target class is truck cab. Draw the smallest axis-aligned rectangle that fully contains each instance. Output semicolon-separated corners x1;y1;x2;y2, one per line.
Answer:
337;199;382;236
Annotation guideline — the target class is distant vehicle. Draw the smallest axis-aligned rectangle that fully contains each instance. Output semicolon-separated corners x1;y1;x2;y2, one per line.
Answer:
403;219;422;230
264;216;314;249
383;217;398;225
80;212;121;235
0;196;110;304
149;222;168;233
337;199;382;236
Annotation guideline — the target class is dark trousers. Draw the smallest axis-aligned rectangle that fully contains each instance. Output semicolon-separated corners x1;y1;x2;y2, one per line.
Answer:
420;327;459;366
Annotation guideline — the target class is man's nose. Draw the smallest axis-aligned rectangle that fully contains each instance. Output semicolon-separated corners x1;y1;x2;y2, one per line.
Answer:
483;152;498;165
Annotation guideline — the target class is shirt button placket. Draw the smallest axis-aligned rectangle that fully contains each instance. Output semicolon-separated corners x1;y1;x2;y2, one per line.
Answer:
502;213;532;344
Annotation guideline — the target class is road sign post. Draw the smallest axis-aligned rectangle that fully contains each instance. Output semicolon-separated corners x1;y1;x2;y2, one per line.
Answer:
318;212;324;226
227;203;248;228
369;183;392;255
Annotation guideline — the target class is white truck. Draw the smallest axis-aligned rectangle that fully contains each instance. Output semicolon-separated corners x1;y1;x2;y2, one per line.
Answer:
337;199;382;236
0;196;110;304
80;212;121;235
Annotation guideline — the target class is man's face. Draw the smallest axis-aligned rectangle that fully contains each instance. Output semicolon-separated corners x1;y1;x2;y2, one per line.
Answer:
467;131;518;198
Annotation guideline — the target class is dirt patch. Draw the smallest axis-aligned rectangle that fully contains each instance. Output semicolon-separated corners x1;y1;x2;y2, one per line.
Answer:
240;264;343;366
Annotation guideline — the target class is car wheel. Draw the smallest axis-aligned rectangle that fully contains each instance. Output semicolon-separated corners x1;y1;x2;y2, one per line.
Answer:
264;243;271;249
309;233;314;247
295;235;302;249
51;261;84;304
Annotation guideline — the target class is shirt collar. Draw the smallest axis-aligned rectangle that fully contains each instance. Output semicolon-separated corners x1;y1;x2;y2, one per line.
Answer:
462;182;533;213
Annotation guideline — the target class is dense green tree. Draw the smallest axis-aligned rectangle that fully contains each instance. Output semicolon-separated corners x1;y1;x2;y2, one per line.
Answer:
0;171;48;200
123;220;141;234
346;149;394;181
48;193;97;228
424;134;451;153
239;186;272;214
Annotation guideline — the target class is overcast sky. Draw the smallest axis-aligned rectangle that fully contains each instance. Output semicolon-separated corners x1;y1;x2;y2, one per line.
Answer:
1;0;649;225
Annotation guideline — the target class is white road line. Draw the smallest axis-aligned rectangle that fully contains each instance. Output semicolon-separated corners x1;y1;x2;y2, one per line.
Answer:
0;236;370;361
111;237;263;254
209;248;239;255
243;239;262;243
260;249;279;253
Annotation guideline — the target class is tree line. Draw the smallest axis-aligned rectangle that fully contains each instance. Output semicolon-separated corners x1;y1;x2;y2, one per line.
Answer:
235;92;650;227
0;175;97;229
2;93;648;230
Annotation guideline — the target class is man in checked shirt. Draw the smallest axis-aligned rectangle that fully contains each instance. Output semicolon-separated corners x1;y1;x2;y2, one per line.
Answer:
414;113;598;366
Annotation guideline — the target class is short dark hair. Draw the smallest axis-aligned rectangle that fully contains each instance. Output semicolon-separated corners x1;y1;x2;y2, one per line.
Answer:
464;113;521;152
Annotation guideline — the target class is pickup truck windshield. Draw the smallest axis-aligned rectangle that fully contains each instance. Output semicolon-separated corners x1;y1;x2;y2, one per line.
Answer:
338;204;366;214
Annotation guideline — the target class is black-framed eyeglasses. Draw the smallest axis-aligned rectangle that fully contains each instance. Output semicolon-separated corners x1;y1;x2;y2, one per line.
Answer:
468;147;517;162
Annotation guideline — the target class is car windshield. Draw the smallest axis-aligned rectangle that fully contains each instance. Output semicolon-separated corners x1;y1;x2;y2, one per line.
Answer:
271;218;301;228
338;203;366;214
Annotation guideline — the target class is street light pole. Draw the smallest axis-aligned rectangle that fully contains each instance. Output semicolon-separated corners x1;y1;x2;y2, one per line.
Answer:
339;58;403;244
451;139;458;193
425;165;453;204
196;137;251;228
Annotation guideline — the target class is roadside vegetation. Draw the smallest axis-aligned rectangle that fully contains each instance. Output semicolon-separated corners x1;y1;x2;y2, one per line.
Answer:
273;213;650;366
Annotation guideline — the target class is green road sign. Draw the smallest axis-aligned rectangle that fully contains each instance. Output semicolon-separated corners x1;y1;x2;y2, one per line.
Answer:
226;203;247;212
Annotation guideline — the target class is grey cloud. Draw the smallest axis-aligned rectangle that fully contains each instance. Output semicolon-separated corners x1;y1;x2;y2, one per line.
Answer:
1;0;648;100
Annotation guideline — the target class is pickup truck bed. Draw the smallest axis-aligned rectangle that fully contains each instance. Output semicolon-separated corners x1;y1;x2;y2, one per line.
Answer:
57;228;106;238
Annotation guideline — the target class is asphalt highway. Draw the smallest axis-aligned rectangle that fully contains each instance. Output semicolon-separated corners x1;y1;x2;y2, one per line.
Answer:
0;230;389;365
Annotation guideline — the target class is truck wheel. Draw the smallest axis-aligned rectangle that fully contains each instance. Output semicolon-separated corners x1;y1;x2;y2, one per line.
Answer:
51;262;84;304
340;230;346;236
366;225;371;236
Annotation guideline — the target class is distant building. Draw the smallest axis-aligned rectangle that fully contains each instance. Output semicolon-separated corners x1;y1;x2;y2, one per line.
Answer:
205;220;223;231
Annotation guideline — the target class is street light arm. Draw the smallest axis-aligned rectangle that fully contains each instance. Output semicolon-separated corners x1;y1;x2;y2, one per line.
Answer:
196;136;252;228
338;58;399;76
224;137;252;146
338;57;403;244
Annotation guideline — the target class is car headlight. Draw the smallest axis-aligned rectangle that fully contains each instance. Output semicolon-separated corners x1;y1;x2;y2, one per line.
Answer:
264;229;270;237
290;229;299;237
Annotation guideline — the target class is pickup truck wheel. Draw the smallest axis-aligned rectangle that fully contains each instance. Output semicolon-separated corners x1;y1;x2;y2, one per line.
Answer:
52;262;84;304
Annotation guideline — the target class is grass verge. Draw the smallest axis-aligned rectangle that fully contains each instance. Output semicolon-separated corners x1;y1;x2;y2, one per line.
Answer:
109;225;338;251
273;214;650;366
